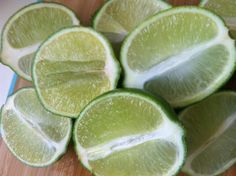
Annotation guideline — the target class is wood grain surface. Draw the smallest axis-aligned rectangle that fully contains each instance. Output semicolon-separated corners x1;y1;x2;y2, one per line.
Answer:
1;0;236;176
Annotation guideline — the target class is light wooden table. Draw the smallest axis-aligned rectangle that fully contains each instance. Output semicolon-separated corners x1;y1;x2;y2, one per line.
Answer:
1;0;236;175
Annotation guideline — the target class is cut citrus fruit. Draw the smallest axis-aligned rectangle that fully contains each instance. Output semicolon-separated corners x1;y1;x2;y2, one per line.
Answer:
180;91;236;176
93;0;171;44
74;89;185;176
32;27;120;118
0;88;72;167
200;0;236;39
121;7;235;108
0;3;80;81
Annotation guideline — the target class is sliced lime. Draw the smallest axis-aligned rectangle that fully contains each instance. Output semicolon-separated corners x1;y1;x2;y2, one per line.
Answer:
93;0;171;44
32;27;120;118
180;91;236;176
74;90;185;176
201;0;236;39
121;7;235;108
0;3;80;80
0;88;72;167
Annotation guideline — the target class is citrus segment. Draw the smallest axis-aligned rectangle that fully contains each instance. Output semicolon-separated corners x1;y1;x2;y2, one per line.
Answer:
33;27;120;118
74;90;185;176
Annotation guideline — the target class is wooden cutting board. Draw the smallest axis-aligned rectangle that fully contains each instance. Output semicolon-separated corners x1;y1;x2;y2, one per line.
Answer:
1;0;236;175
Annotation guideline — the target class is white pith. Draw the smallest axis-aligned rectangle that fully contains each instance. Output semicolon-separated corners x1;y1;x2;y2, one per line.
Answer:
32;27;120;117
121;7;236;106
0;3;80;81
0;88;72;167
1;42;40;80
75;92;185;176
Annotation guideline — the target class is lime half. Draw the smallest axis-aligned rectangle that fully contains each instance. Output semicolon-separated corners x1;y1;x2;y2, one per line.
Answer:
200;0;236;39
0;3;79;81
33;27;120;118
180;92;236;176
0;88;72;167
93;0;171;44
74;90;185;176
121;7;235;108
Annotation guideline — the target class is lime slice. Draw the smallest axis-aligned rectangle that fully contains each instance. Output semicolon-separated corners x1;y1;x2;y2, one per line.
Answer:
0;3;80;81
93;0;171;44
180;91;236;176
121;7;236;108
32;27;120;118
74;90;186;176
0;88;72;167
200;0;236;39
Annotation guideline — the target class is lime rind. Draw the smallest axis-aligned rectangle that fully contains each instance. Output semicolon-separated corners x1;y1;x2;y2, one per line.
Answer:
74;89;186;176
32;27;121;118
180;91;236;176
0;2;80;81
199;0;208;6
121;6;236;108
0;88;72;167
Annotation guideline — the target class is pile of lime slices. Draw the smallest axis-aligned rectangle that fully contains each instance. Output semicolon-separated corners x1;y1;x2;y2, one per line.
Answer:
0;0;236;176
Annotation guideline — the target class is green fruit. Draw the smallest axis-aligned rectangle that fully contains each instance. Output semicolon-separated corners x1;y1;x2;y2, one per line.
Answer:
121;7;235;108
0;88;72;167
74;89;186;176
180;91;236;176
32;27;120;118
93;0;171;44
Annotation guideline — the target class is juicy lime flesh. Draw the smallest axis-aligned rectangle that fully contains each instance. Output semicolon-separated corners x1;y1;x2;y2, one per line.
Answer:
203;0;236;17
127;12;218;71
90;140;177;176
144;44;230;106
181;93;236;154
96;0;169;34
75;92;184;176
38;32;107;62
7;7;74;48
76;95;163;148
13;90;70;142
35;31;111;117
18;52;35;75
2;111;56;164
203;0;236;39
181;92;236;175
1;89;71;165
192;124;236;175
3;114;56;164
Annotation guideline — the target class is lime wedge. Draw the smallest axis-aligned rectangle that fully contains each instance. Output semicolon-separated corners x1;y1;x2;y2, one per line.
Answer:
0;88;72;167
200;0;236;39
32;27;120;118
93;0;171;44
74;90;185;176
180;92;236;176
121;7;235;108
0;3;80;81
